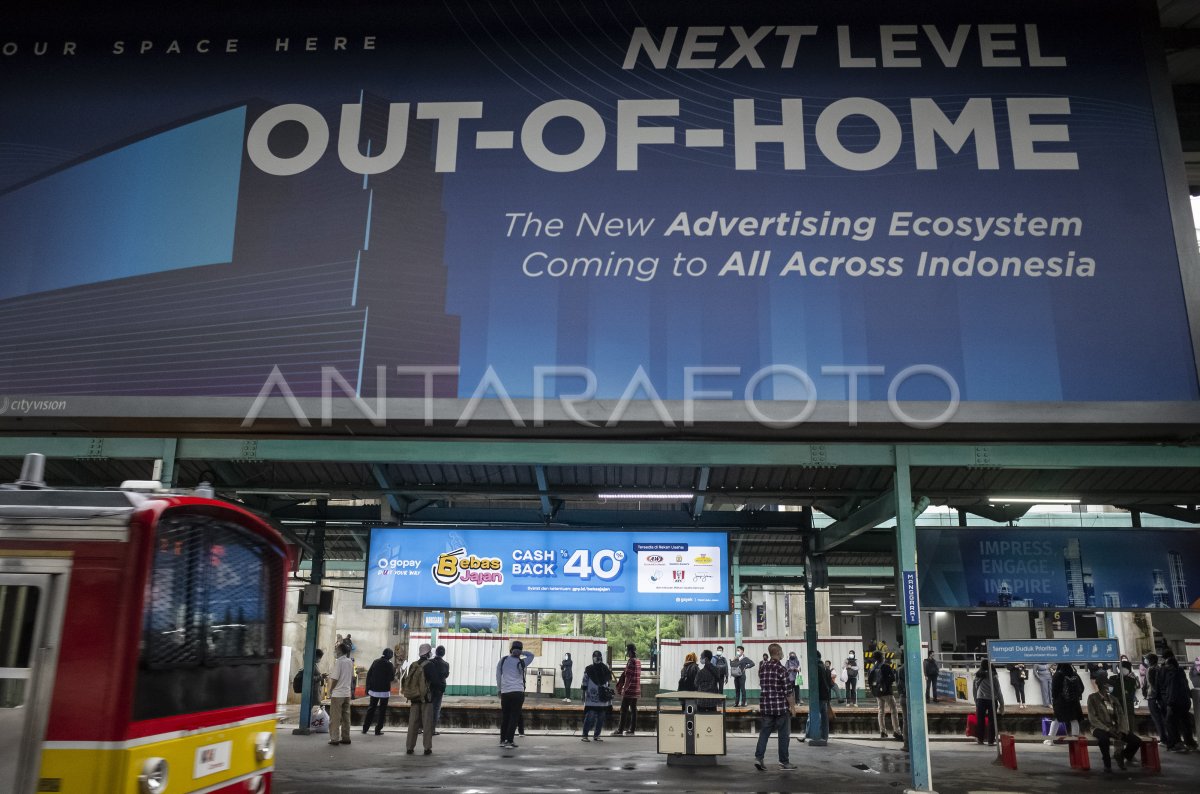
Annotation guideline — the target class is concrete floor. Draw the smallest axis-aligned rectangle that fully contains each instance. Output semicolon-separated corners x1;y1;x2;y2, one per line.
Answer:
271;725;1200;793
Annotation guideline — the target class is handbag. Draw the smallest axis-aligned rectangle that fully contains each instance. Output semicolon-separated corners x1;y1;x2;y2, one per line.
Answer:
598;683;616;702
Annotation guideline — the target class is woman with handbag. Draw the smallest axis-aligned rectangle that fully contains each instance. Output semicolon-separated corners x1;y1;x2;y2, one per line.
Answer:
581;650;613;742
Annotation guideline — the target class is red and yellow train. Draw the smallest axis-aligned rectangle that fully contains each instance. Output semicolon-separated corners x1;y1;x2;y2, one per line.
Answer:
1;454;287;794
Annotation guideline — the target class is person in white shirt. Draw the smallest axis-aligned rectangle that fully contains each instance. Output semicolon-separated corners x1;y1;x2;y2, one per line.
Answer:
496;640;535;748
327;641;355;745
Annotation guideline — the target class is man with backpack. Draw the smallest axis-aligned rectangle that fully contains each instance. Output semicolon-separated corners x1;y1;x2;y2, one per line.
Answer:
402;643;435;755
870;659;902;740
496;640;534;748
712;645;731;700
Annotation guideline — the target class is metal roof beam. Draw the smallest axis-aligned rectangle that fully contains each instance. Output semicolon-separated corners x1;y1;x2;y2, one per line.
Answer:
278;503;826;528
371;464;407;517
533;465;557;520
816;492;897;553
168;439;896;467
1112;503;1200;524
735;564;895;579
960;503;1034;523
691;466;711;518
11;436;1200;470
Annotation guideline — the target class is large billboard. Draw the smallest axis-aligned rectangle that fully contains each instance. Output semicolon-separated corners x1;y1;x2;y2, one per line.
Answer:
1;1;1198;433
364;527;730;613
918;527;1200;610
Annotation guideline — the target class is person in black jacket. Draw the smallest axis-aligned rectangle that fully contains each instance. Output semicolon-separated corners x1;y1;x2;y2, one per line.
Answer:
427;646;450;735
1162;654;1198;751
561;652;574;702
678;652;699;691
362;648;396;735
695;650;722;694
923;651;940;702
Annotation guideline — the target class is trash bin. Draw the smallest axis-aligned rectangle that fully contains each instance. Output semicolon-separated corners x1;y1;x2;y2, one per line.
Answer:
530;667;556;698
655;691;726;767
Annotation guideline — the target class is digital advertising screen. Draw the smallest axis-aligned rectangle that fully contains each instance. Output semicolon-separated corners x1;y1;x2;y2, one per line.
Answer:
364;527;730;613
917;526;1200;610
1;0;1198;434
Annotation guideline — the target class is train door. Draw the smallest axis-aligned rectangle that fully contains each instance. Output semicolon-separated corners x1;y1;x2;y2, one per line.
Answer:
0;559;70;794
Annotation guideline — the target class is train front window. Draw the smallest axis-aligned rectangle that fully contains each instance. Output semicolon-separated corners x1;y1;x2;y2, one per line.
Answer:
134;513;281;721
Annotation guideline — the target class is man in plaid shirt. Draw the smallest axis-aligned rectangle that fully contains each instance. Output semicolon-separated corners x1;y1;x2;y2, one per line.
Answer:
754;643;798;770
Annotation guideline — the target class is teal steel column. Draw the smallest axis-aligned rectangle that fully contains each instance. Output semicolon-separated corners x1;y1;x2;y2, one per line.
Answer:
294;500;327;735
158;438;177;488
732;555;743;646
803;578;822;741
894;447;932;790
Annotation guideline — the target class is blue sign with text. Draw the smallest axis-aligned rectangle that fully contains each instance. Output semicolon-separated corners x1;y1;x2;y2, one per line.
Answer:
423;612;446;628
918;527;1200;610
987;638;1119;664
0;0;1196;424
902;571;920;625
364;527;729;613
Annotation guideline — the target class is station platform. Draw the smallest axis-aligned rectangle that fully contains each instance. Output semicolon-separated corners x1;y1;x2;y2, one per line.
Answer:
325;695;1161;738
271;723;1200;793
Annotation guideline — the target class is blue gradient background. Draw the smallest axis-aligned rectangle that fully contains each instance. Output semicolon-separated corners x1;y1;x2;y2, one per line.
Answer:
0;0;1195;403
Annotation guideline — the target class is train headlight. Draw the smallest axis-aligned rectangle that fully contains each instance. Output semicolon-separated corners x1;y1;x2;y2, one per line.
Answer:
254;731;276;762
138;757;169;794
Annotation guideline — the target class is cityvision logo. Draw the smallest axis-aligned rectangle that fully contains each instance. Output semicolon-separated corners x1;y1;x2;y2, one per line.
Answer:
432;547;504;588
0;396;68;415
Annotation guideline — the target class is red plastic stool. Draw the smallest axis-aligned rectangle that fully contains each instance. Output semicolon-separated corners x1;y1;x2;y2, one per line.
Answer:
1140;740;1161;773
1068;736;1090;770
999;733;1018;770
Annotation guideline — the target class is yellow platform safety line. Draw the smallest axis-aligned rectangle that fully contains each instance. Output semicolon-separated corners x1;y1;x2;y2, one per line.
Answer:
39;718;276;793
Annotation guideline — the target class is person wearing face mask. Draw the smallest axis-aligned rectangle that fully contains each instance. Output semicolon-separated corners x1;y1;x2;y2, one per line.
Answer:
844;651;859;706
561;652;574;702
712;646;730;699
785;651;801;702
581;650;613;742
730;645;755;707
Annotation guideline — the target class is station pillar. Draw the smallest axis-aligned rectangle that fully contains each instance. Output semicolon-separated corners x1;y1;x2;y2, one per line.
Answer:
294;500;327;735
894;448;932;791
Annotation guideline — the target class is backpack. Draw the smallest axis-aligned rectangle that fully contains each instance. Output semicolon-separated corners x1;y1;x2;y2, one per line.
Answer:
293;669;305;693
499;654;527;689
712;654;730;680
1065;672;1084;700
868;665;883;695
401;659;430;702
870;664;893;696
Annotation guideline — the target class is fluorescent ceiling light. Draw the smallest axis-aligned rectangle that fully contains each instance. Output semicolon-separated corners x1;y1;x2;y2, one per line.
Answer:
840;610;861;614
857;585;888;590
596;492;693;500
853;599;882;604
829;604;854;608
967;613;987;617
987;496;1080;504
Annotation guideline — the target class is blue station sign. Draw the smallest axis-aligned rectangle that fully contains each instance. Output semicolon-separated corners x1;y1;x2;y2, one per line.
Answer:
987;638;1119;665
902;571;920;625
